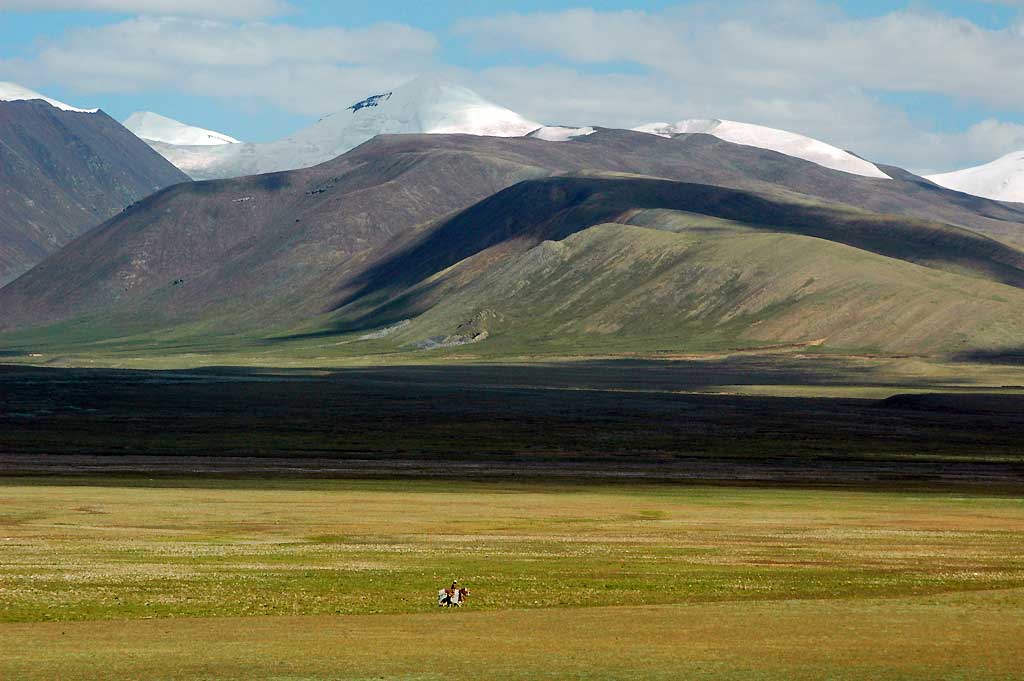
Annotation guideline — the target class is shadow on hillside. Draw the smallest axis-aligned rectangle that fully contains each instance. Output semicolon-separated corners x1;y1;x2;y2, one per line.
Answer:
267;277;445;343
951;348;1024;366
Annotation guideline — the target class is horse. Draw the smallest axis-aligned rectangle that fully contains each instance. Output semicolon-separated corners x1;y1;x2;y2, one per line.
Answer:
437;587;470;607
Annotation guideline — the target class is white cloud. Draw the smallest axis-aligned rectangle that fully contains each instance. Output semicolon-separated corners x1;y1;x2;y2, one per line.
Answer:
0;0;292;19
454;2;1024;171
36;16;437;69
456;3;1024;110
0;16;439;115
1;0;1022;171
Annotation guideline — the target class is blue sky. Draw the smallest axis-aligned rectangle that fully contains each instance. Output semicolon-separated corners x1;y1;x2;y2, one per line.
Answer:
2;1;1023;171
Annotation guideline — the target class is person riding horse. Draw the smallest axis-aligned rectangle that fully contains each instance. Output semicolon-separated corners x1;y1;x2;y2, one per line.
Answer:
438;580;469;607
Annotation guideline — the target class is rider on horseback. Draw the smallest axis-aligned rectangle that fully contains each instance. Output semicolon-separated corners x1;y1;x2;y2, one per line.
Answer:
438;579;467;607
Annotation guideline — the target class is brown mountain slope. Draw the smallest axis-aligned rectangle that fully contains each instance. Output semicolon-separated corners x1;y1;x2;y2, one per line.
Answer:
659;133;1024;249
0;99;188;284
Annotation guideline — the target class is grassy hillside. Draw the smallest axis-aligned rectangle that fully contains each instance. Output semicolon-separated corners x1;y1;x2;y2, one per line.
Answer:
370;221;1024;356
291;175;1024;359
3;194;1023;364
323;175;1024;316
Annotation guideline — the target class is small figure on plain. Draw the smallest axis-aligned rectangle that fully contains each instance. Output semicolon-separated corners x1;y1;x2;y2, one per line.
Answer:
437;579;468;607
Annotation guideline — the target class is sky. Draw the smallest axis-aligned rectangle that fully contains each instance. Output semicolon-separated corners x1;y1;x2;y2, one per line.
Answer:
2;1;1024;173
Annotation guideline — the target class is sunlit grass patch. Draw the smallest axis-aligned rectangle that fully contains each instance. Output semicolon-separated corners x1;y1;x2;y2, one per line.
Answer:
1;478;1022;679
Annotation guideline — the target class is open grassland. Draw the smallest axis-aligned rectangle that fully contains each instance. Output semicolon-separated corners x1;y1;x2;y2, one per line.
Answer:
1;479;1023;679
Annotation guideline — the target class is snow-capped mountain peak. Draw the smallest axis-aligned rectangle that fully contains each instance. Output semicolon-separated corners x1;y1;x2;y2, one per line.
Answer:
925;151;1024;203
123;111;241;146
0;82;97;114
633;118;890;180
295;75;543;144
131;77;893;185
145;75;544;180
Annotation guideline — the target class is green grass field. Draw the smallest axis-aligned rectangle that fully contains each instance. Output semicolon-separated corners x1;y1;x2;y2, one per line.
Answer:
1;478;1022;679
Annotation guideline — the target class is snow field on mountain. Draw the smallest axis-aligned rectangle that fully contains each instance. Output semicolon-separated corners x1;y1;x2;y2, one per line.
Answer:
0;82;97;114
927;151;1024;203
633;119;890;179
124;112;240;146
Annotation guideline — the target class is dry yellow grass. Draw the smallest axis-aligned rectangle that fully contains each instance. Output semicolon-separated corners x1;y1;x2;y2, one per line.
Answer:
2;590;1023;680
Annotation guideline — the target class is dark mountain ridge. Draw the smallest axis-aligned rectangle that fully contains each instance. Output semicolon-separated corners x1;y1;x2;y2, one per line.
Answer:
0;99;188;285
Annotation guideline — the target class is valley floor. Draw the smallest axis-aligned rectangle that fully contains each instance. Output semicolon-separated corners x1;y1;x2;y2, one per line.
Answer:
0;479;1022;680
4;591;1023;680
1;359;1022;678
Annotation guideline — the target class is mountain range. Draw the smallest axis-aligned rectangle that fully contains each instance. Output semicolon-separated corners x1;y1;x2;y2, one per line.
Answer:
126;76;542;180
0;77;1022;366
120;75;1024;207
123;75;892;184
0;83;188;285
2;128;1022;362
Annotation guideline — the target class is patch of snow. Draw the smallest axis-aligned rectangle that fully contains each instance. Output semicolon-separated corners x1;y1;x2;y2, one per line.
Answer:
633;118;890;180
0;82;97;113
925;151;1024;203
528;126;597;142
123;111;240;146
149;75;543;180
